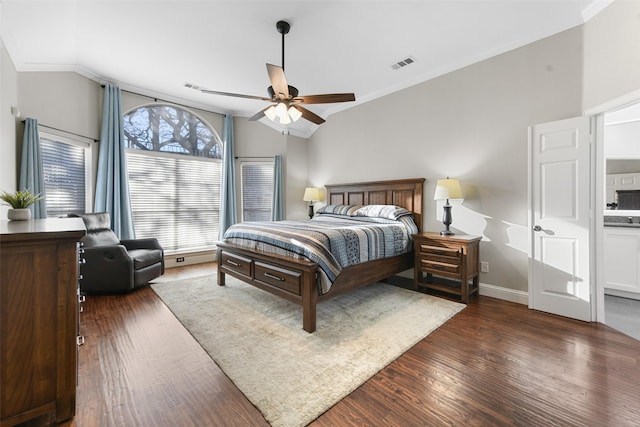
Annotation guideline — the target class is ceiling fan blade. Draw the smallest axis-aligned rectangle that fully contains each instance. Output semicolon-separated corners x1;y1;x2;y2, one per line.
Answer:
295;93;356;104
248;106;272;121
200;89;272;101
266;64;290;99
186;83;271;101
295;105;325;125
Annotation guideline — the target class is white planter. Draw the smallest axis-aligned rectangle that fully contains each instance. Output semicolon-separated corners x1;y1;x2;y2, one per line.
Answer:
7;208;32;221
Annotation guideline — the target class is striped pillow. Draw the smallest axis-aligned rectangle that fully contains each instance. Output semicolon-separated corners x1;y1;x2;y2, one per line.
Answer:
352;205;413;220
315;204;363;216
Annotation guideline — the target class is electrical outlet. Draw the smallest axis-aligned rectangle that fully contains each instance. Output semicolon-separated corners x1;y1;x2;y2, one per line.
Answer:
176;257;185;263
480;262;489;273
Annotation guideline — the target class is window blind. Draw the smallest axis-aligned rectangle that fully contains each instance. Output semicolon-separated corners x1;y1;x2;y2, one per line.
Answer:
127;151;222;252
241;162;274;222
41;137;87;217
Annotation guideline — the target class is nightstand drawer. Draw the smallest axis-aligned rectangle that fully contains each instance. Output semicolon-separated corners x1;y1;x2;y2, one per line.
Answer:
418;243;461;258
419;258;460;276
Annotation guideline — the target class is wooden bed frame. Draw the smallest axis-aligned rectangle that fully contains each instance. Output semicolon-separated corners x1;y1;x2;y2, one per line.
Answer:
216;178;425;333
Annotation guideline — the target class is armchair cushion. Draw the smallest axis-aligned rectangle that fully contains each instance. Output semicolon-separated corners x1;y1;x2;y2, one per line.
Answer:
128;248;163;270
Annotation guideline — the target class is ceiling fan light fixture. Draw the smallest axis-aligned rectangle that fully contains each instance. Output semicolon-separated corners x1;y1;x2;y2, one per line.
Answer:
264;105;277;120
275;102;288;118
288;106;302;122
279;113;292;125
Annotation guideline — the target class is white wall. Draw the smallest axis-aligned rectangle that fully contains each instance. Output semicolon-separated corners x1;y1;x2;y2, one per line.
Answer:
233;120;309;220
583;0;640;111
308;26;585;293
605;120;640;158
0;41;18;219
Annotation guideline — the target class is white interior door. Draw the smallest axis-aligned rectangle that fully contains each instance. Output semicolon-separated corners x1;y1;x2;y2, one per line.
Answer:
529;116;593;321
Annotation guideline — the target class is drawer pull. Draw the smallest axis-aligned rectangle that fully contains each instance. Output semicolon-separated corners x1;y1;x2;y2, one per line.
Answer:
264;272;285;281
226;259;241;267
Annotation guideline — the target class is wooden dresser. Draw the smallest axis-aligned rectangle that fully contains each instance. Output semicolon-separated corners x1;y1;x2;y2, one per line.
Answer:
0;218;86;426
413;232;481;303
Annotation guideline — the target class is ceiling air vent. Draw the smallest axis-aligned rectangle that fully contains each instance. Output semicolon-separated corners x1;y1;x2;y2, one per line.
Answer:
391;56;416;71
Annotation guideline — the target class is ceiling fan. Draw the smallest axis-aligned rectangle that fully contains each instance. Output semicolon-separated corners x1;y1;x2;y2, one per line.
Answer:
186;20;355;126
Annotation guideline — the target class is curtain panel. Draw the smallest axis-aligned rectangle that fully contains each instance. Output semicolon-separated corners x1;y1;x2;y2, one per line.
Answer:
19;118;47;219
219;113;237;235
94;83;135;239
271;154;285;221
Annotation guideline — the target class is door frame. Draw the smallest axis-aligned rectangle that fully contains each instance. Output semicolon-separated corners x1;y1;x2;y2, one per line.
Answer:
586;88;640;325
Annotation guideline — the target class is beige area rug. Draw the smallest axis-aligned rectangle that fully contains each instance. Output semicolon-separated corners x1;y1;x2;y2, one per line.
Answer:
151;275;464;427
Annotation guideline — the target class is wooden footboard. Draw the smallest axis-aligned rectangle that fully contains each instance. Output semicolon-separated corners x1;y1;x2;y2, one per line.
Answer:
217;178;425;333
217;242;321;332
217;242;414;333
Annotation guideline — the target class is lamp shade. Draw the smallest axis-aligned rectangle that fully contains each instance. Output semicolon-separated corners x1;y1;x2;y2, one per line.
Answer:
303;187;321;202
434;178;463;200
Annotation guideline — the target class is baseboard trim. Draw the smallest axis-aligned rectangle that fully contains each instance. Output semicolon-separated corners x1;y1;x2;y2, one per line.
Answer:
479;283;528;305
165;251;216;269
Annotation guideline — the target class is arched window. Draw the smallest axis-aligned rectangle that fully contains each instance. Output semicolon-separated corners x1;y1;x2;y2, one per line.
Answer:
123;104;222;253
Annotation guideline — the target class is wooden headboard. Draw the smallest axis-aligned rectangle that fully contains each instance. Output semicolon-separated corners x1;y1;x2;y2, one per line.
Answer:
325;178;425;232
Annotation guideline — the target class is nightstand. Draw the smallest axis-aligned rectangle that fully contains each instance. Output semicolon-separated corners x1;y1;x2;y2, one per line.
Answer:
413;232;481;303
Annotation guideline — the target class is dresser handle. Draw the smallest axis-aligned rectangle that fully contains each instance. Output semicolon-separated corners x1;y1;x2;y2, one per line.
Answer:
226;260;241;267
264;272;284;281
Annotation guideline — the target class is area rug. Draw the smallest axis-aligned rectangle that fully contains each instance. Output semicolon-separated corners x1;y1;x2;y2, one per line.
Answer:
151;275;464;427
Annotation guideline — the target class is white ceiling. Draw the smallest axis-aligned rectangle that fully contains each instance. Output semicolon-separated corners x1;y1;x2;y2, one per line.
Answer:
1;0;610;138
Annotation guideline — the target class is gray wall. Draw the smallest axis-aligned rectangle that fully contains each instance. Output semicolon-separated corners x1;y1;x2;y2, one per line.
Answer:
583;0;640;111
307;0;640;294
0;41;18;219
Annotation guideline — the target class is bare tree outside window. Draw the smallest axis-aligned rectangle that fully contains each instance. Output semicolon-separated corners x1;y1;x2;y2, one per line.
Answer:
123;105;221;158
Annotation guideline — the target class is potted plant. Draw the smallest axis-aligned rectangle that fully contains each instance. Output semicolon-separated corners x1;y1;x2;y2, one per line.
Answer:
0;190;44;221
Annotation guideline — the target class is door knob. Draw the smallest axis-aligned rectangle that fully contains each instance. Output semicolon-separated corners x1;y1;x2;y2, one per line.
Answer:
533;225;542;232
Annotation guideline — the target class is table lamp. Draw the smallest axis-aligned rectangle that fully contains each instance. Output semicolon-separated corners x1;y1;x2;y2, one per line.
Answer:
434;178;463;235
303;187;321;219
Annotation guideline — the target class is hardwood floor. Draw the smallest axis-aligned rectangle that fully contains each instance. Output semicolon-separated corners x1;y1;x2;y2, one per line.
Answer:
63;263;640;426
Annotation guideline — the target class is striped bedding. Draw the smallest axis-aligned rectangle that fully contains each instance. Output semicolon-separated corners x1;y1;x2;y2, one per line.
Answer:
221;210;418;294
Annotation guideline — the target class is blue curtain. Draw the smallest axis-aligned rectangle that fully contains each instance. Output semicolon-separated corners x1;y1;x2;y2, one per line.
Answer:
219;113;237;235
19;118;47;218
271;155;285;221
94;83;135;239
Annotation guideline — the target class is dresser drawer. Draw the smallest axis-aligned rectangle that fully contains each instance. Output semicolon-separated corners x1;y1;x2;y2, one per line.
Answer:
255;261;302;296
220;251;253;278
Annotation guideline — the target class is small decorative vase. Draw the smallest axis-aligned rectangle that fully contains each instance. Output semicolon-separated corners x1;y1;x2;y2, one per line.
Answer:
7;208;32;221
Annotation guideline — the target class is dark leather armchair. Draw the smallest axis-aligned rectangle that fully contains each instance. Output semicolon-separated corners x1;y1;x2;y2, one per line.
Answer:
70;212;164;294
